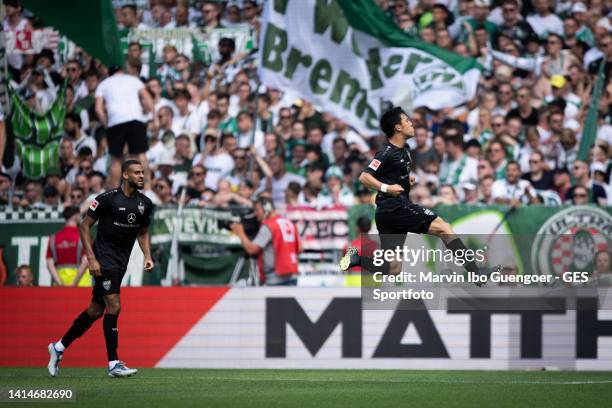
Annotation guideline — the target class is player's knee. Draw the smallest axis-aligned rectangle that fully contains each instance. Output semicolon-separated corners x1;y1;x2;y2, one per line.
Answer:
107;303;121;315
87;306;104;320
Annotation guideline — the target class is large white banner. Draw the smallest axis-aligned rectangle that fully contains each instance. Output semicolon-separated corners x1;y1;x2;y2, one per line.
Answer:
157;288;612;370
258;0;480;135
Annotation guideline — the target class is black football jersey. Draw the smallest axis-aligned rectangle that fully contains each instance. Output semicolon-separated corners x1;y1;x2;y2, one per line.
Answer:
86;188;154;271
363;142;413;212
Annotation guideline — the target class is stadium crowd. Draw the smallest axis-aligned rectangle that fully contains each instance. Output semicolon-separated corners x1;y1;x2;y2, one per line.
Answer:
0;0;611;215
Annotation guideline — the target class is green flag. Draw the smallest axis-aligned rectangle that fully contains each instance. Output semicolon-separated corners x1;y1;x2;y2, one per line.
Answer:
578;59;606;161
21;0;123;68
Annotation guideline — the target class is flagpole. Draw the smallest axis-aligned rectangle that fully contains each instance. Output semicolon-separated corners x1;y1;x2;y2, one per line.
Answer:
249;79;261;173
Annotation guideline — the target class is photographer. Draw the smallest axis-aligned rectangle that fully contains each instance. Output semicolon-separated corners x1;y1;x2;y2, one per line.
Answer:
230;196;301;286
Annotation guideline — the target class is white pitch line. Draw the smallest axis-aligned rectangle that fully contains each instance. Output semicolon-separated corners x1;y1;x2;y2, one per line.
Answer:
1;374;612;385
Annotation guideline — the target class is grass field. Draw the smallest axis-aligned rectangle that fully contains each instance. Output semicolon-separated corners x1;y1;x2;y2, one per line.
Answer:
2;368;612;407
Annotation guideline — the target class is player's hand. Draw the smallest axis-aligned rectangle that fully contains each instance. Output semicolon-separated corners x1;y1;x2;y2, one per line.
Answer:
409;175;416;186
386;184;405;196
144;258;155;272
88;258;102;277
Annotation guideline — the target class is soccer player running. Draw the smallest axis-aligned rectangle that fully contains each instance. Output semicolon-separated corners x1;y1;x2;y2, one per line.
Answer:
47;159;154;378
340;107;484;279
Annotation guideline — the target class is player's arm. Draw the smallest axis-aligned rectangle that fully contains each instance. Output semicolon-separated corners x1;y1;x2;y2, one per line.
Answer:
79;215;101;277
359;172;404;196
138;227;154;272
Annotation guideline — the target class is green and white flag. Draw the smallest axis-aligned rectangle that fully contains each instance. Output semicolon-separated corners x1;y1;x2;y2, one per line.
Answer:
258;0;481;135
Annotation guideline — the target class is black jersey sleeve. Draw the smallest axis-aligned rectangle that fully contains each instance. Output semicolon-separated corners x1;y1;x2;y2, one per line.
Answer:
363;150;388;178
86;190;113;221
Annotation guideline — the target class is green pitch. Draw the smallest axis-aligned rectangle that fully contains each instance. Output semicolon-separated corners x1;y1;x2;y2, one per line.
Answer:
2;368;612;407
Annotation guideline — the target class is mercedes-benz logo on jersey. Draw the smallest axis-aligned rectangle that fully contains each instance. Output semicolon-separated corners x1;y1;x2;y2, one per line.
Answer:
127;213;137;224
138;201;145;215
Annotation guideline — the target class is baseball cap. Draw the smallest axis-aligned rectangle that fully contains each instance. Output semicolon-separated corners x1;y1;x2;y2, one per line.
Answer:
550;75;567;89
571;2;587;14
325;165;344;180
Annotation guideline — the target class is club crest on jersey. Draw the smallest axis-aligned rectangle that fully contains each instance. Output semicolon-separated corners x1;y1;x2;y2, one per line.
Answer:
89;199;99;211
138;201;145;215
102;280;111;291
368;159;381;170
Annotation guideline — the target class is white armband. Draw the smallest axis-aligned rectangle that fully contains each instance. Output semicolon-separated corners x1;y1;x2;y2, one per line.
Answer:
380;183;388;193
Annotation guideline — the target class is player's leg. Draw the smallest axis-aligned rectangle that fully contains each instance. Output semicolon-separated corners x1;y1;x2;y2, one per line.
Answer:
103;288;137;377
426;217;484;279
47;301;104;377
125;121;150;185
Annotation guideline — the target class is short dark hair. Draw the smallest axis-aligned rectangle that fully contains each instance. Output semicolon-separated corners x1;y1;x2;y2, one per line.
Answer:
506;160;520;170
174;89;191;101
121;159;141;174
62;205;80;220
380;107;405;137
65;112;82;128
356;216;372;233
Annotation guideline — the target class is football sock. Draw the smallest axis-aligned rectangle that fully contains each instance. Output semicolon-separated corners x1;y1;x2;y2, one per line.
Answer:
446;238;479;274
61;310;98;348
108;360;119;369
54;341;65;352
103;314;119;362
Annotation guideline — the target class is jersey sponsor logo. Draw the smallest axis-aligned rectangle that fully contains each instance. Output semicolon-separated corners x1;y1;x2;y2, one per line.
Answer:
138;202;145;215
127;213;137;224
119;207;126;211
368;159;381;170
102;280;111;291
90;199;99;211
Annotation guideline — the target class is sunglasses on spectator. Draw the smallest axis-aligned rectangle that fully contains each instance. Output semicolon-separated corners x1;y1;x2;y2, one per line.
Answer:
66;67;78;72
280;115;292;120
529;159;541;164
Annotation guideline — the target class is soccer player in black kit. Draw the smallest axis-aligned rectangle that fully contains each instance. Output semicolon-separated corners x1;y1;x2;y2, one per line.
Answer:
340;107;482;278
47;159;154;377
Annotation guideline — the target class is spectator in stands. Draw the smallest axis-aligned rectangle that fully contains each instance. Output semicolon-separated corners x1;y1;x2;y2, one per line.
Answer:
231;196;301;286
478;175;495;204
95;65;154;186
152;176;174;205
64;113;96;156
554;167;572;202
593;251;612;279
15;265;34;287
263;154;305;208
46;206;89;287
567;159;608;205
194;132;234;191
201;1;222;29
522;151;555;190
571;185;591;205
492;161;538;206
43;185;60;207
318;166;354;207
440;133;478;185
0;172;11;205
21;180;44;208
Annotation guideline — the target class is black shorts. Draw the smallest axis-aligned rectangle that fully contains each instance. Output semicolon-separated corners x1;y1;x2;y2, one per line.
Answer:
376;202;437;235
107;120;148;157
91;270;125;305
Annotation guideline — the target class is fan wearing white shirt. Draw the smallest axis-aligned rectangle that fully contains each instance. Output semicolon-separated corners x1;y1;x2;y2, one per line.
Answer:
322;120;369;161
95;66;154;186
527;0;564;38
439;133;478;186
171;89;201;136
492;161;538;206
